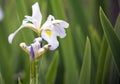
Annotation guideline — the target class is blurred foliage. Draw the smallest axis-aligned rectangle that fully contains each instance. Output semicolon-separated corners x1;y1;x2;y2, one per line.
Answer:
0;0;120;84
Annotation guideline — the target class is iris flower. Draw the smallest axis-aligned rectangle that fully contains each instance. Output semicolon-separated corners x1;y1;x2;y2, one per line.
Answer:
20;37;49;59
8;2;69;50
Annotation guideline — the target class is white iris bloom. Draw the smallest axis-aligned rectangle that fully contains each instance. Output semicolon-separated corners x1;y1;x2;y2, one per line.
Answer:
41;15;69;50
8;2;69;50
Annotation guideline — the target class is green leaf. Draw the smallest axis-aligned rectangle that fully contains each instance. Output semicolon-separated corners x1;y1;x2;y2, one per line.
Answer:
99;7;120;75
102;48;111;84
73;25;86;60
49;0;65;19
45;51;59;84
15;0;27;20
69;0;88;36
88;25;101;62
79;37;91;84
106;13;120;84
115;14;120;39
0;72;5;84
95;37;108;84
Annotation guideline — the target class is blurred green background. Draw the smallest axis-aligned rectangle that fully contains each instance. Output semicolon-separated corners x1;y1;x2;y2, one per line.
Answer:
0;0;120;84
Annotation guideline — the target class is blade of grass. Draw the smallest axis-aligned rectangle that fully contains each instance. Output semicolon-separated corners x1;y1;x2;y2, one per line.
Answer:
88;25;101;84
88;25;101;63
97;13;120;84
114;14;120;39
0;1;15;84
79;37;91;84
45;51;59;84
72;25;86;70
107;13;120;84
96;37;108;84
100;7;120;75
102;48;111;84
0;72;5;84
73;25;86;58
69;0;88;37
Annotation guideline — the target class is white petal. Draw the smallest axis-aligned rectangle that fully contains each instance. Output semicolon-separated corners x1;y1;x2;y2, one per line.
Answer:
23;15;38;28
52;20;69;38
34;37;43;42
22;2;42;28
41;15;69;30
41;29;59;50
8;33;15;44
41;15;56;30
47;15;55;21
38;44;49;56
41;29;55;42
32;2;42;28
22;21;39;32
8;26;22;44
19;42;30;53
53;23;66;38
22;20;36;28
52;20;69;28
31;41;41;52
49;38;59;50
41;15;69;38
8;23;37;44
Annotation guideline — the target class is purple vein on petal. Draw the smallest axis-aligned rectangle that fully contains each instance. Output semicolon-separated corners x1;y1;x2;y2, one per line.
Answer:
30;46;34;59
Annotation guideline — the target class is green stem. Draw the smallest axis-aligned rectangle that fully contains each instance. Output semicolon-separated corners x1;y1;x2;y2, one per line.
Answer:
35;59;39;84
30;59;35;84
30;58;39;84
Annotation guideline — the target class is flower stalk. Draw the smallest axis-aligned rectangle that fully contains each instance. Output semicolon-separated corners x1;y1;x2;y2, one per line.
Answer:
35;59;39;84
30;59;38;84
30;59;35;84
30;58;39;84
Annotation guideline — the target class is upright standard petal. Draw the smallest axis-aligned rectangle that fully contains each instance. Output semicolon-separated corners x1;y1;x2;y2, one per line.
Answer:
41;15;55;30
32;2;42;28
22;2;42;29
47;15;55;21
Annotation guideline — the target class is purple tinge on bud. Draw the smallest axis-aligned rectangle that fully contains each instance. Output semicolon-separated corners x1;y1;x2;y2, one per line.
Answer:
42;38;44;41
30;46;34;59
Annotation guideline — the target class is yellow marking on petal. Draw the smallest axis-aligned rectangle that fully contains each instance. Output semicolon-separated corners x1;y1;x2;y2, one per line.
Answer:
45;29;52;37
